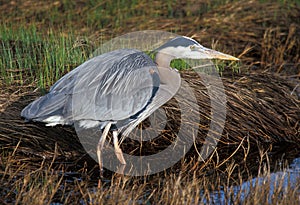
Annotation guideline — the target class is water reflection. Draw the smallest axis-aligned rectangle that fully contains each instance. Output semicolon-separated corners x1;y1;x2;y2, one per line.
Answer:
204;156;300;204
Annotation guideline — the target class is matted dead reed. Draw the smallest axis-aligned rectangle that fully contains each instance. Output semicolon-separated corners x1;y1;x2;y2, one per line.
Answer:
0;71;299;164
1;130;299;204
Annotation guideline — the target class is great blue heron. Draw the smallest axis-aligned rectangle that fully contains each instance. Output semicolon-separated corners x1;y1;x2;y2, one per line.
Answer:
21;36;238;172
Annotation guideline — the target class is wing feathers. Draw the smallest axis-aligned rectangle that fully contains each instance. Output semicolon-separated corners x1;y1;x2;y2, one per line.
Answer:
21;49;159;128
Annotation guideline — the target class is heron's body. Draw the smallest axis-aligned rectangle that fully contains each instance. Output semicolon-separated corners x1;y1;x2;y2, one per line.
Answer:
22;49;162;134
21;36;238;172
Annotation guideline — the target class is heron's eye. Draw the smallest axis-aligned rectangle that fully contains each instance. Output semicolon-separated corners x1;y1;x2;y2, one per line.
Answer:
190;45;196;50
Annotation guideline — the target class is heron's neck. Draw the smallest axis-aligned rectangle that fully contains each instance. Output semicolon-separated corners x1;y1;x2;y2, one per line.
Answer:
155;50;175;68
154;50;179;85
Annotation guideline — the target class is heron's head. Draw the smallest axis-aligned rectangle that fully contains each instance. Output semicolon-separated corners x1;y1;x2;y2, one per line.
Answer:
155;36;239;61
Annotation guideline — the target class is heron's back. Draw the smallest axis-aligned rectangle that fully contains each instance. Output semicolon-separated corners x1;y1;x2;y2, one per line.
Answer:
21;49;159;129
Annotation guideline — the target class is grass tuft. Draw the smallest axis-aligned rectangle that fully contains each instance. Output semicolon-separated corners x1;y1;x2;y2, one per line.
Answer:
0;25;92;88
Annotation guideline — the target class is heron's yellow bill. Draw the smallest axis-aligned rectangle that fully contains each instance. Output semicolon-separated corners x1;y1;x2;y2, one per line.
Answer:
205;48;239;61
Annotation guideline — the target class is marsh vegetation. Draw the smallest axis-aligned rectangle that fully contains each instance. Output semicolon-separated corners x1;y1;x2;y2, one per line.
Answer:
0;0;300;204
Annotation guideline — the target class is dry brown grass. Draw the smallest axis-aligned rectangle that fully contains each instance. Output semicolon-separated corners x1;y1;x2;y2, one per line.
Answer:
0;71;299;203
1;72;298;156
1;0;300;204
1;142;299;204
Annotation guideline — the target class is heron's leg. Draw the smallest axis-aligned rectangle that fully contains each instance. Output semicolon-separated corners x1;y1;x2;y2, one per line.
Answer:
97;122;112;173
113;131;126;165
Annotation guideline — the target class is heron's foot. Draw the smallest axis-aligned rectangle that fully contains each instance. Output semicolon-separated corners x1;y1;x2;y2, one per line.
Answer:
117;164;126;175
99;165;104;177
98;179;101;189
97;163;104;189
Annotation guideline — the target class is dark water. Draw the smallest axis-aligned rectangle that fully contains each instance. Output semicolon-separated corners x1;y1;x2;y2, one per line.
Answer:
203;156;300;204
45;155;300;205
46;144;300;205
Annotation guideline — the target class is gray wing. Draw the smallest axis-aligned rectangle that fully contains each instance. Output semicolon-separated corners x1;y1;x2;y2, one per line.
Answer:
21;49;159;127
121;66;181;139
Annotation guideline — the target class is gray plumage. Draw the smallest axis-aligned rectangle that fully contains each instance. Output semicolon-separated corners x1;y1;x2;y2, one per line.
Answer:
21;49;160;133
